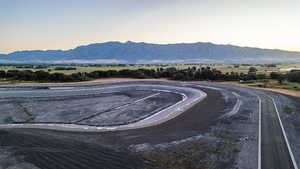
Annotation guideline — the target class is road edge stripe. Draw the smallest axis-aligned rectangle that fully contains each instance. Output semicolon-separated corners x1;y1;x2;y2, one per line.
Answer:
254;94;262;169
268;95;299;169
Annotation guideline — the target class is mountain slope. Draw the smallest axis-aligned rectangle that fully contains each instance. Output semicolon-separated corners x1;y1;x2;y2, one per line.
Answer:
1;41;300;64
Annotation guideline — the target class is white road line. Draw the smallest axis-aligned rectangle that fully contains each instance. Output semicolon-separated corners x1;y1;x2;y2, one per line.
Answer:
254;93;262;169
267;95;299;169
0;85;206;132
136;92;188;124
133;93;160;103
191;84;242;119
183;83;224;91
115;93;160;110
220;92;242;118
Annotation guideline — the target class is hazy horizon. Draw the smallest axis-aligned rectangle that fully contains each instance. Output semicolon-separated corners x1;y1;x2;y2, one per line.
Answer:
1;0;300;53
1;40;300;55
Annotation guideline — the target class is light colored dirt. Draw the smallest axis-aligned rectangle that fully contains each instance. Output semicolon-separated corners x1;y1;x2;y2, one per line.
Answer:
3;77;299;98
67;78;167;84
1;78;167;86
221;81;300;98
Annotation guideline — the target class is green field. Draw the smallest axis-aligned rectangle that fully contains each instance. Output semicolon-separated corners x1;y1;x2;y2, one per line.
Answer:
1;64;299;75
246;79;300;91
0;65;163;74
212;64;300;74
1;64;300;98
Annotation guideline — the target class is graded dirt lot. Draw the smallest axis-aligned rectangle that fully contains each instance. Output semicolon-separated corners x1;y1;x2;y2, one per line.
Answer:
0;89;181;126
0;80;299;169
0;78;167;86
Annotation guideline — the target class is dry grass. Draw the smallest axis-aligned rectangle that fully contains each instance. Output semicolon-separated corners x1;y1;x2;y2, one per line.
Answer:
1;64;299;75
221;81;300;98
0;65;164;74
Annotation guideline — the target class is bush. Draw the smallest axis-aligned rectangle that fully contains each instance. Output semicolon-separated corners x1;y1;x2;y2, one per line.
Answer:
270;72;280;79
287;72;300;82
0;70;6;78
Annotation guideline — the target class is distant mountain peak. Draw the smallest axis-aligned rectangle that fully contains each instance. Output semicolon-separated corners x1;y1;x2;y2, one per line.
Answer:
1;41;300;64
125;40;134;43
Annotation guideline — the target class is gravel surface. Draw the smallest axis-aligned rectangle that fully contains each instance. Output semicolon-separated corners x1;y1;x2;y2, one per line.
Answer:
270;92;300;168
0;80;298;169
0;88;180;126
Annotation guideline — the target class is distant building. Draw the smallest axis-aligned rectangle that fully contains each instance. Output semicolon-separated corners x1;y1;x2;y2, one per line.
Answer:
239;80;254;84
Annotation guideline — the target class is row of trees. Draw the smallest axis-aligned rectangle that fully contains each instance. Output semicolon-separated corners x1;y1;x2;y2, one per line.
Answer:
0;67;299;83
270;71;300;83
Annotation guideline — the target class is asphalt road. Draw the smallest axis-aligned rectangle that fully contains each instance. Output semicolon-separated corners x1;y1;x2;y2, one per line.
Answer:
260;94;296;169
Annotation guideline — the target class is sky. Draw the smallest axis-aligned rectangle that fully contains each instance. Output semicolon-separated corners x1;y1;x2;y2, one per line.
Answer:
0;0;300;54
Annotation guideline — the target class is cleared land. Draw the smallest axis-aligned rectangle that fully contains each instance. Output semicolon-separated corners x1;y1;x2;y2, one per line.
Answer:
0;80;299;169
0;87;181;126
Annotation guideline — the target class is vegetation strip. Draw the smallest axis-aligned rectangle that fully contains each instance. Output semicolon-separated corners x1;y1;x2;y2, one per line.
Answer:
1;66;299;84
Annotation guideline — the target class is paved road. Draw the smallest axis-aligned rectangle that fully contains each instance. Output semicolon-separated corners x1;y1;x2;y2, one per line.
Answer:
260;94;296;169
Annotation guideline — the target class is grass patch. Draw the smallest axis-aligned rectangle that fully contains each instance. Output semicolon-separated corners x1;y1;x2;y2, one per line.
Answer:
0;79;36;85
0;65;167;74
1;64;300;75
15;103;35;122
233;148;241;153
243;80;300;98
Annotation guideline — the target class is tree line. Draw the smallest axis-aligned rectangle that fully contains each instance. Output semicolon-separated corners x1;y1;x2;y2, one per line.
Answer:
0;67;299;83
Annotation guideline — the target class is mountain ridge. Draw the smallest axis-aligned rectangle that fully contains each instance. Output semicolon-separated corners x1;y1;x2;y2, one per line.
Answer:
1;41;300;64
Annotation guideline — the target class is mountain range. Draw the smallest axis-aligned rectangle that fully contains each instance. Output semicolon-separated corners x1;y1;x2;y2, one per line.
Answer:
1;41;300;64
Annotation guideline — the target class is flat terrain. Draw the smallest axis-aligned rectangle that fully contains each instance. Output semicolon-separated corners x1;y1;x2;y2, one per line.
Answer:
0;80;299;169
260;94;295;169
0;65;165;75
0;89;181;126
0;78;167;85
222;81;300;98
1;64;299;74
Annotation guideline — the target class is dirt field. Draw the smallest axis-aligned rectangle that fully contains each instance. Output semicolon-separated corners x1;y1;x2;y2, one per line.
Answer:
3;77;299;98
0;78;167;86
0;82;229;169
0;84;193;127
1;80;299;169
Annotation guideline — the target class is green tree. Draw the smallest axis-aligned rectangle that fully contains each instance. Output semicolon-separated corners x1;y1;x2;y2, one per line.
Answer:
248;67;257;74
270;72;280;79
0;70;6;78
287;72;300;82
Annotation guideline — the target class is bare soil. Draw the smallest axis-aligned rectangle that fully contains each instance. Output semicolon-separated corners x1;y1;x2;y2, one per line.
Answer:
0;87;226;169
0;78;167;86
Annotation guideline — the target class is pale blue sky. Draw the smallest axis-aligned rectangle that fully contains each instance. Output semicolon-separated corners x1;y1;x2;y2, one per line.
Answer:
1;0;300;53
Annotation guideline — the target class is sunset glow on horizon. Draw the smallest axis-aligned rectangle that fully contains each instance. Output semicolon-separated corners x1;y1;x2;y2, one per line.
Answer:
1;0;300;54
